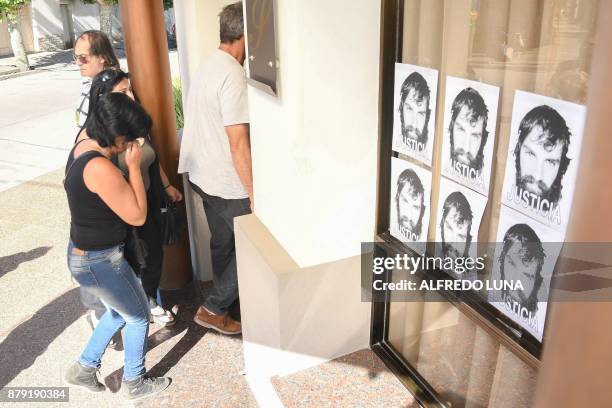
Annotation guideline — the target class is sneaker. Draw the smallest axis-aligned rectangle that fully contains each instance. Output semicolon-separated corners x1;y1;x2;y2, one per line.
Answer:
64;362;105;393
193;305;241;335
149;298;176;327
121;375;171;400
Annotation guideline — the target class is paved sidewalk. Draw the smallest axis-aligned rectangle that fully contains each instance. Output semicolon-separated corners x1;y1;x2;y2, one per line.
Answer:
0;169;257;407
0;48;180;193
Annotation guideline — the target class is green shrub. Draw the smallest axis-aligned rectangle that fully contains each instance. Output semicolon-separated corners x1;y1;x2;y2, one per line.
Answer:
172;77;184;129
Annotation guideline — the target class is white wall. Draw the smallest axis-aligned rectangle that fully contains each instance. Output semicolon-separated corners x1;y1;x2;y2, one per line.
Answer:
71;1;99;35
175;0;381;271
0;4;35;56
248;0;381;267
31;0;62;50
235;213;372;407
71;2;123;41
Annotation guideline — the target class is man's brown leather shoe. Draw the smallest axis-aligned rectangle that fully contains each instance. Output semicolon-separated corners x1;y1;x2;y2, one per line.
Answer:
193;306;241;335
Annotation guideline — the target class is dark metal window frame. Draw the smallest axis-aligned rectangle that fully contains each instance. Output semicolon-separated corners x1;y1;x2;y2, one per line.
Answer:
370;1;542;405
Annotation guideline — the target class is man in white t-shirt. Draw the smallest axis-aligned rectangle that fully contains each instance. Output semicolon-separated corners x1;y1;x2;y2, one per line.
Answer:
178;2;251;335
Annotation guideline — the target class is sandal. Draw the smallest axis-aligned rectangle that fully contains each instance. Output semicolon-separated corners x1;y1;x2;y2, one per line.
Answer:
150;305;176;327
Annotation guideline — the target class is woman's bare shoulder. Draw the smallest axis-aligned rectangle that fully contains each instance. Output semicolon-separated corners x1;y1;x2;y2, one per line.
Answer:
82;156;123;193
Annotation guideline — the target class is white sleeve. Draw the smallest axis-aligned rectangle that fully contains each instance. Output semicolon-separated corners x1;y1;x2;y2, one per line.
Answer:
220;69;249;126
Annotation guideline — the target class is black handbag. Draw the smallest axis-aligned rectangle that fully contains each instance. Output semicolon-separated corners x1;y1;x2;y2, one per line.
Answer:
124;227;148;272
160;195;182;245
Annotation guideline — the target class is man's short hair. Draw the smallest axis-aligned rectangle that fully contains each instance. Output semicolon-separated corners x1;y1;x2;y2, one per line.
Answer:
440;191;473;252
499;223;546;314
395;168;425;237
448;87;489;171
398;72;431;146
219;2;244;44
513;105;571;204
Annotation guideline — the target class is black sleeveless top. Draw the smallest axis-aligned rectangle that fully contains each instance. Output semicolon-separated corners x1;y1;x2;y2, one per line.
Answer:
64;145;126;250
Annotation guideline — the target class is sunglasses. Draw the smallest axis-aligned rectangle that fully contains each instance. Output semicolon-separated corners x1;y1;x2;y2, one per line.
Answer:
98;68;127;84
73;54;90;64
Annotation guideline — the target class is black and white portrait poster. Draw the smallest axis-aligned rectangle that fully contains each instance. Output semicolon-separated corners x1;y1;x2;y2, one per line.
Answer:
390;157;432;253
441;76;500;196
500;91;586;234
434;177;488;271
489;206;563;342
392;63;439;166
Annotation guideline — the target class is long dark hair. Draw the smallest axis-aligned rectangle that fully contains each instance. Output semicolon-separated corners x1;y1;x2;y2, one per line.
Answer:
86;93;152;148
84;68;130;129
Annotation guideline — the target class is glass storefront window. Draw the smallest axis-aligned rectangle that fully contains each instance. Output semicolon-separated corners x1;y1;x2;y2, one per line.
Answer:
383;0;599;406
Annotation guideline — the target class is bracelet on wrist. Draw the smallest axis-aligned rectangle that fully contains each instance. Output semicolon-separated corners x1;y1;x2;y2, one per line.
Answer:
163;184;170;189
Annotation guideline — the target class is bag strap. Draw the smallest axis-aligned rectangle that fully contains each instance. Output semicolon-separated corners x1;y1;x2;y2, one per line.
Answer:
75;82;90;127
73;125;87;144
63;150;102;185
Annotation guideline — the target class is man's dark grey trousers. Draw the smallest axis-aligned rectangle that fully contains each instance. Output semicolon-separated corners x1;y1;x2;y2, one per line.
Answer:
190;181;251;315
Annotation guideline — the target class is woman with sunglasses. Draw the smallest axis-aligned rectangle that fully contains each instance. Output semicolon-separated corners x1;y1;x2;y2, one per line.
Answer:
77;68;182;327
64;93;171;399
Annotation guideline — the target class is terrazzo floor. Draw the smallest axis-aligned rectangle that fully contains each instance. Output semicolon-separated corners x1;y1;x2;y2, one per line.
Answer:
271;349;419;408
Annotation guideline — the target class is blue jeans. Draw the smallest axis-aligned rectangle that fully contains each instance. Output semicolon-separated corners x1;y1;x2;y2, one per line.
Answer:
67;241;150;380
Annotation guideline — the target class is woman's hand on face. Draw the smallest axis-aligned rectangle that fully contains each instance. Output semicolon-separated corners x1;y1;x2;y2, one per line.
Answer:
124;141;142;170
165;185;183;202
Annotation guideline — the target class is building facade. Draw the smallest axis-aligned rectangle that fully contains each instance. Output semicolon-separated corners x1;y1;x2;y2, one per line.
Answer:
172;0;612;406
0;0;176;57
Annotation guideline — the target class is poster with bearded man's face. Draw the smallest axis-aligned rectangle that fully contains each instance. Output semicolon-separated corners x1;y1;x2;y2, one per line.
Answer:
500;90;586;234
392;63;439;167
441;76;500;197
390;157;432;254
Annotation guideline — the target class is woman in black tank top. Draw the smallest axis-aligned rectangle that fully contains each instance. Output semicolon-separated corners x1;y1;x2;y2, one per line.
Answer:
64;93;171;399
76;68;181;327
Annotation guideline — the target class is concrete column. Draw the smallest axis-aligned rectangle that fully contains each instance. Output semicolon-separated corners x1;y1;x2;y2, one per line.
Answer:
119;0;191;289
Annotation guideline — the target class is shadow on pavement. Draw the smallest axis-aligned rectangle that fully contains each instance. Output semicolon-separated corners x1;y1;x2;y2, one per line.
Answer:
103;299;207;393
103;324;208;393
146;321;207;378
28;47;127;70
0;287;85;389
0;280;211;393
29;50;74;69
0;246;53;279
